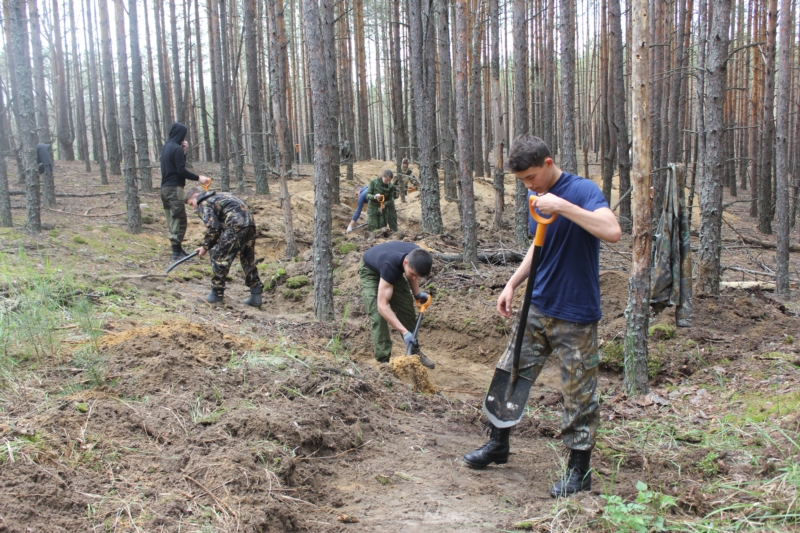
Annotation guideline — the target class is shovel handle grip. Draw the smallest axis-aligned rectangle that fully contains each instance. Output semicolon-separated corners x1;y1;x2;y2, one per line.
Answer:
415;294;432;313
202;178;213;192
376;194;385;209
528;195;557;247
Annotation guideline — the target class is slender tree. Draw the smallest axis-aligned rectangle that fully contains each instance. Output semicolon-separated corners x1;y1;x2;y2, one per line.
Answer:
490;0;504;230
195;0;211;162
0;77;12;227
437;0;458;201
623;0;651;396
114;0;142;233
8;0;41;233
321;0;340;203
353;0;371;160
774;0;792;295
51;0;74;161
560;0;578;172
211;0;230;189
244;0;268;193
169;0;185;124
28;0;52;145
759;0;778;234
98;0;121;174
69;0;90;171
610;0;631;232
126;0;152;192
697;0;733;294
84;0;107;184
513;0;529;248
302;0;334;321
455;0;478;263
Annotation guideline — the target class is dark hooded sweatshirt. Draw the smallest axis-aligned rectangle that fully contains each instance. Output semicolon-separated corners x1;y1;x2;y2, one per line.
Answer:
160;123;199;188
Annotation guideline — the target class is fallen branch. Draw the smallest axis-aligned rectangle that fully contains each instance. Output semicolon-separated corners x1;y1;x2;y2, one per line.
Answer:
184;475;237;517
611;186;633;212
8;190;119;197
434;251;525;265
106;274;168;280
722;217;800;252
723;265;800;283
43;207;126;218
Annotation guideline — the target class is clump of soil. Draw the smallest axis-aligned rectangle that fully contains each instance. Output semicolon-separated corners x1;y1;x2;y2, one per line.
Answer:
391;355;437;393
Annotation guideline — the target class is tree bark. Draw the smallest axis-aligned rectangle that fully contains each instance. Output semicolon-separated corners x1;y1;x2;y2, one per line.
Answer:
126;0;152;192
490;0;503;230
169;0;185;125
454;0;478;264
513;0;529;248
623;0;651;396
409;0;444;233
697;0;732;294
610;0;631;232
470;5;484;178
389;0;407;173
321;0;340;204
559;0;578;173
7;0;41;233
84;0;108;184
244;0;268;194
759;0;778;234
267;0;298;258
68;0;90;172
437;0;458;202
302;0;334;322
52;0;74;162
114;0;142;233
211;0;230;190
353;0;371;160
774;0;792;295
195;0;211;162
543;0;555;151
0;77;12;227
98;0;121;175
28;0;51;145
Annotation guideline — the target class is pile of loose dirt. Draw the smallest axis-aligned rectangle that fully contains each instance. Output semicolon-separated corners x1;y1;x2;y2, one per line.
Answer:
391;355;437;393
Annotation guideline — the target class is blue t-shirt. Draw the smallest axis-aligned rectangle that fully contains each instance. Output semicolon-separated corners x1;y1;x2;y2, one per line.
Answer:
527;173;609;324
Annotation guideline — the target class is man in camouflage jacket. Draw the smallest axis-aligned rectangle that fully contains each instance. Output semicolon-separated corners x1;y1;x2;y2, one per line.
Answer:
184;188;263;307
394;158;419;203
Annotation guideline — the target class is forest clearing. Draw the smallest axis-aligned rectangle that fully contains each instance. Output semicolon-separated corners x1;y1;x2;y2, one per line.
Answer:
0;159;798;532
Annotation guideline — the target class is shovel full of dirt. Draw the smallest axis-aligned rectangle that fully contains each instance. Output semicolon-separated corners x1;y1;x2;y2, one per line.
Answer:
483;195;556;428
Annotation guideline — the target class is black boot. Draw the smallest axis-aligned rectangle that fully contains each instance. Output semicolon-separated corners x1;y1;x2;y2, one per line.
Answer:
199;288;224;304
243;287;263;307
463;424;510;469
550;449;592;498
171;244;189;261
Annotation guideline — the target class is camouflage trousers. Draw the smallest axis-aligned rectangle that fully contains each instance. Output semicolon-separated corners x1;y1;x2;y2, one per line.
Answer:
496;303;600;451
210;226;263;292
367;203;397;232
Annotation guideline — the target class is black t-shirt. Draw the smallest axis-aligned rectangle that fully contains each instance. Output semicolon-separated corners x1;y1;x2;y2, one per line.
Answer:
362;242;419;285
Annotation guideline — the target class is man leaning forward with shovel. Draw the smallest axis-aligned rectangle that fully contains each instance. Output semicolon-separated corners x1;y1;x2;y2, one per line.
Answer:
359;242;436;369
462;135;621;498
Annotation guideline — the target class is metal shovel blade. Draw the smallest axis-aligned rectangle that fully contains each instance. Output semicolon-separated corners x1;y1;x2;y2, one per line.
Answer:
165;251;200;274
483;369;533;428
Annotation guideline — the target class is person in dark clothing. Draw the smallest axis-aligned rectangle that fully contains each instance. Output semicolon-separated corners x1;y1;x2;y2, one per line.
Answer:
358;241;435;369
36;143;53;176
161;123;211;260
184;188;263;307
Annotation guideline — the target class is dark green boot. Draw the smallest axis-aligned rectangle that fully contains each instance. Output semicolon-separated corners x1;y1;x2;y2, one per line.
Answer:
550;449;592;498
200;288;224;304
243;287;262;308
463;424;510;469
171;244;189;261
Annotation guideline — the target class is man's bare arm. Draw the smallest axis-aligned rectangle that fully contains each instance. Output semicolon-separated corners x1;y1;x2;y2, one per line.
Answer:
377;279;410;335
534;194;622;243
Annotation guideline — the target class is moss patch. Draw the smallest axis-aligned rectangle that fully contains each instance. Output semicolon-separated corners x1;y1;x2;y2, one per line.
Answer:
285;275;309;289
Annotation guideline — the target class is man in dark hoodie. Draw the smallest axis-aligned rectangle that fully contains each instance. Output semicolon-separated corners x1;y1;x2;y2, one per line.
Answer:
184;187;263;307
161;123;211;260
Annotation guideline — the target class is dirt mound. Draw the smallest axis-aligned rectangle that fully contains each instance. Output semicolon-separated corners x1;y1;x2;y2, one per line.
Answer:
391;355;437;393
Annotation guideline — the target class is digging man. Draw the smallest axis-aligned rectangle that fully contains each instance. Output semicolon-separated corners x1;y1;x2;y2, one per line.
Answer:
160;123;212;261
366;170;398;232
359;242;436;369
184;188;263;307
394;158;419;203
462;134;622;498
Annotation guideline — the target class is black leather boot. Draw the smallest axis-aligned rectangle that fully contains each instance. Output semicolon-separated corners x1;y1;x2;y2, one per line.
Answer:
171;244;189;261
200;288;224;304
243;287;263;307
463;424;510;468
550;449;592;498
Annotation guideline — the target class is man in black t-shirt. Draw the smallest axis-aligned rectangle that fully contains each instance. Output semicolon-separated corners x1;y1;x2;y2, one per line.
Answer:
358;242;436;369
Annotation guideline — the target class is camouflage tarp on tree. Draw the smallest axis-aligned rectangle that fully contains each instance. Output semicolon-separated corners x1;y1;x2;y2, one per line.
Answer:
650;164;692;327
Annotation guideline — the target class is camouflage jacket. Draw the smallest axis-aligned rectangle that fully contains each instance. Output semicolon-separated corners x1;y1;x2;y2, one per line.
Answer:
366;177;396;206
196;191;255;249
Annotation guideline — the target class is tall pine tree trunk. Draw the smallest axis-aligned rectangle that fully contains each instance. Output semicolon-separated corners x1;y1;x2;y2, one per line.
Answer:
69;0;90;171
143;0;163;149
354;0;370;160
196;0;212;162
0;84;11;227
114;0;142;233
302;0;334;321
169;0;185;124
129;0;152;192
321;0;340;203
84;0;107;184
697;0;732;294
624;0;651;396
8;0;41;233
52;0;74;162
409;0;444;233
610;0;631;232
560;0;577;172
490;0;504;230
437;0;458;201
513;0;529;248
98;0;121;174
211;0;230;189
245;0;268;193
774;0;792;294
454;0;478;263
28;0;51;145
759;0;777;234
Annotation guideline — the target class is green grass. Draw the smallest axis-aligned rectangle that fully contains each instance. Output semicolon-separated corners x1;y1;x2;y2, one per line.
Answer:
649;323;677;340
338;242;358;255
285;275;309;289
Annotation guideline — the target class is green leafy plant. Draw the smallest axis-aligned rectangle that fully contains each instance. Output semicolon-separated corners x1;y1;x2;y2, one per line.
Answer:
338;243;358;255
648;324;677;340
285;275;309;289
600;481;676;532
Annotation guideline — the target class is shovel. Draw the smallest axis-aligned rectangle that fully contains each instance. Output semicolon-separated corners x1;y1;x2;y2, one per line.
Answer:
165;250;200;274
406;294;432;356
483;195;557;428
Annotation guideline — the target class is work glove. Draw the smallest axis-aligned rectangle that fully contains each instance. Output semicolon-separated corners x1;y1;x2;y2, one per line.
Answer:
414;292;429;303
403;332;418;352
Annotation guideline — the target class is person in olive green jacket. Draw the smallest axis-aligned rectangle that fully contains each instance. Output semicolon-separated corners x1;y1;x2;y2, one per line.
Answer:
367;169;398;231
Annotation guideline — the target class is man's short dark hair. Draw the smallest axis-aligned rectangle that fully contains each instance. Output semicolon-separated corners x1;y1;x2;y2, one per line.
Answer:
184;187;203;203
407;248;432;277
381;169;394;179
507;134;552;171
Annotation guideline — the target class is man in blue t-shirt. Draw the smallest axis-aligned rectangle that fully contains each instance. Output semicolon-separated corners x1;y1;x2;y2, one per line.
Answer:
463;134;622;498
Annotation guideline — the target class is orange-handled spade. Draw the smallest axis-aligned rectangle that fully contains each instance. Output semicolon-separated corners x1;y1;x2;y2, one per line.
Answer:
406;294;432;356
202;178;213;192
484;194;557;427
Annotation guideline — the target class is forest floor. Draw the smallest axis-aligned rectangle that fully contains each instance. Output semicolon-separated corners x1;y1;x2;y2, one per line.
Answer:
0;158;799;533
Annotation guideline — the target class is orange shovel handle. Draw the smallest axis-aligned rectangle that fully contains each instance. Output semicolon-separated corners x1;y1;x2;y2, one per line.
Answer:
415;294;432;313
528;195;557;247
